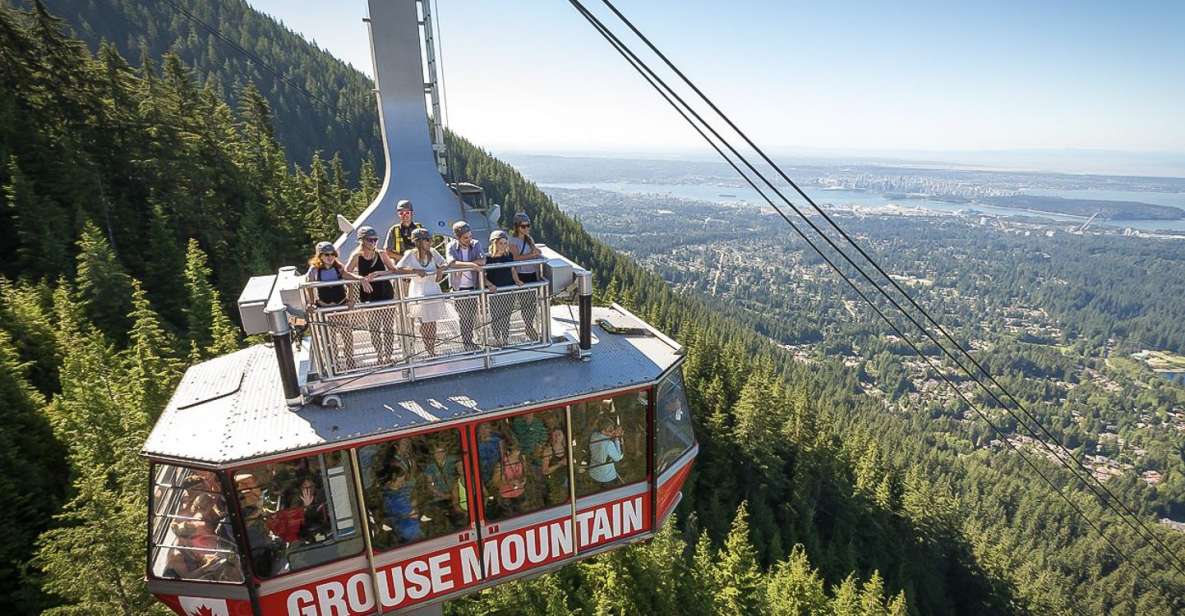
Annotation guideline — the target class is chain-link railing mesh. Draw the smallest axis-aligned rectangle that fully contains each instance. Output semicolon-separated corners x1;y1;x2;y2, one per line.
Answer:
308;284;550;379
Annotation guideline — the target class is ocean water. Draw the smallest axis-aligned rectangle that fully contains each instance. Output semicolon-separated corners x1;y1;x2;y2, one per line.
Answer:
542;181;1185;233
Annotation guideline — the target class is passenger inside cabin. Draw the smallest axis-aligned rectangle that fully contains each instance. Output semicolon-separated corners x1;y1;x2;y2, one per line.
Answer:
588;416;626;486
423;442;456;504
512;412;549;460
381;463;422;545
166;492;234;580
476;422;504;483
493;440;528;514
294;476;330;542
541;414;569;506
452;459;468;518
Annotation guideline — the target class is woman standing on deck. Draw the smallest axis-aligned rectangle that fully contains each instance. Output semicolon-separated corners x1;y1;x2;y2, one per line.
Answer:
347;226;399;365
395;228;455;356
306;241;367;370
509;212;543;340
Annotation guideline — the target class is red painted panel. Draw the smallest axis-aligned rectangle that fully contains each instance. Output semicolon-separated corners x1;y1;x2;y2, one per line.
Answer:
656;458;695;523
248;494;652;615
155;594;253;616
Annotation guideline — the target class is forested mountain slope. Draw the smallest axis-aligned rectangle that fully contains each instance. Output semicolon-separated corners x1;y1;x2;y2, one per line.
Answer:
37;0;381;173
0;1;1182;615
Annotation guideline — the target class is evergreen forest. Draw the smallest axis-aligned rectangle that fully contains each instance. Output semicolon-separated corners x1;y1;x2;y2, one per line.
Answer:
0;1;1182;615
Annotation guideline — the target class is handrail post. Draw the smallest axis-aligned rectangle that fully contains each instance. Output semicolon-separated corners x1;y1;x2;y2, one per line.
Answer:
575;269;593;358
266;306;303;407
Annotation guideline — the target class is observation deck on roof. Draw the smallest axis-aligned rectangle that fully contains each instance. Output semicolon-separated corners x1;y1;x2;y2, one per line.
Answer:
144;299;682;466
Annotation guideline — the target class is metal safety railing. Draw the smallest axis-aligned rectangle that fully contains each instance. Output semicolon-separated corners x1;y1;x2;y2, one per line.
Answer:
299;259;551;381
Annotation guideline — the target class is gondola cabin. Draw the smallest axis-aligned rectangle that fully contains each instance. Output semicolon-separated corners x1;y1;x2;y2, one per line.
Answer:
142;246;697;616
143;1;696;613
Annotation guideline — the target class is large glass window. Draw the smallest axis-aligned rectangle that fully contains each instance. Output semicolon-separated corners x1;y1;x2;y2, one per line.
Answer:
572;390;648;497
655;371;696;475
358;429;471;551
150;465;244;583
233;451;363;578
476;407;571;521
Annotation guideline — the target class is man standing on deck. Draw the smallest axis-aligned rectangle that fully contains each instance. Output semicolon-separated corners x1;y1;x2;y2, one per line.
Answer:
446;221;486;351
385;199;423;258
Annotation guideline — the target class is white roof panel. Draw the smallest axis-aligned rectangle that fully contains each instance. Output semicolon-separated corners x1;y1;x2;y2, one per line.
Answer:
143;306;682;465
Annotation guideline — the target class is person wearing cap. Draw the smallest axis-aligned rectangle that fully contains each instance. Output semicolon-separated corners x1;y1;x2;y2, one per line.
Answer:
347;226;399;364
509;212;543;339
484;229;523;347
386;199;424;258
445;220;487;351
395;227;455;356
306;241;366;369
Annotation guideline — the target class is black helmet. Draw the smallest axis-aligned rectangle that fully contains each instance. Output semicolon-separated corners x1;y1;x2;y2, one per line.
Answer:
512;212;531;226
357;226;379;240
410;227;432;242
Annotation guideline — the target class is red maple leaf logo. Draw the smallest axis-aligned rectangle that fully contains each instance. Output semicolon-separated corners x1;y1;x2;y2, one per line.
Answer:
188;606;216;616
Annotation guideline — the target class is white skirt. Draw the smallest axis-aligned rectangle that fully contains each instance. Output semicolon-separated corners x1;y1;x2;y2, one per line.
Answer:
406;278;457;323
409;296;457;323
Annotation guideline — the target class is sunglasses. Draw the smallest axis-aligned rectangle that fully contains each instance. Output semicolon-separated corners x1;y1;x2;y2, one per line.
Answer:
364;237;378;243
518;223;531;228
321;252;337;258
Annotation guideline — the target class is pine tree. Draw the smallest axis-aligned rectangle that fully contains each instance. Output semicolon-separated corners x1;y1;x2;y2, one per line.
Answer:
630;519;689;616
859;571;889;616
0;277;59;393
0;329;62;613
183;238;240;359
75;219;132;337
713;502;765;615
304;151;336;240
583;549;638;616
765;545;829;616
4;156;71;279
126;279;181;421
35;288;165;615
683;532;719;616
830;574;862;616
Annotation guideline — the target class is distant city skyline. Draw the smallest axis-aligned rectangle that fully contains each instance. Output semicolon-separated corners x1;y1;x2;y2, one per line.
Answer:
245;0;1185;176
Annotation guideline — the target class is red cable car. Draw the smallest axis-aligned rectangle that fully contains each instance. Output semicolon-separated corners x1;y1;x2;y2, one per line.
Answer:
142;2;696;613
144;267;696;615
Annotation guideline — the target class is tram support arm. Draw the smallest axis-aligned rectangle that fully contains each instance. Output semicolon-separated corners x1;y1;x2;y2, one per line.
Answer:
576;269;593;358
266;306;303;406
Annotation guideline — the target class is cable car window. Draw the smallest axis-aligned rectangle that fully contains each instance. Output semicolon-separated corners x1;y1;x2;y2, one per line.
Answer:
149;464;244;583
476;407;571;522
655;370;696;475
572;390;649;498
233;451;364;578
358;429;470;552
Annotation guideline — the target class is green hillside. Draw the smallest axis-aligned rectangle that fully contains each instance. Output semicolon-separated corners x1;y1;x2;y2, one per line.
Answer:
0;1;1181;615
38;0;381;173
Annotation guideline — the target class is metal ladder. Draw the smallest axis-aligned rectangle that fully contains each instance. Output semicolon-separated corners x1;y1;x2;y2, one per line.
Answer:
419;0;448;177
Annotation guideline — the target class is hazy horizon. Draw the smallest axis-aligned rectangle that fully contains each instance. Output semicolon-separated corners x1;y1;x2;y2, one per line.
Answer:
245;0;1185;178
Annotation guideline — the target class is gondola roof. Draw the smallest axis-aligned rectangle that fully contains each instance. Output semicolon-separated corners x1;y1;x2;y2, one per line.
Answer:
143;305;682;466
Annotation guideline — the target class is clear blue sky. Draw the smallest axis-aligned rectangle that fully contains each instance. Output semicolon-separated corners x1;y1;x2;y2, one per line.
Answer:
246;0;1185;164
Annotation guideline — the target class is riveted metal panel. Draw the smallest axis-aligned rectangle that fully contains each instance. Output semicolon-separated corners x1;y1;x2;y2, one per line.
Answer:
144;307;682;465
